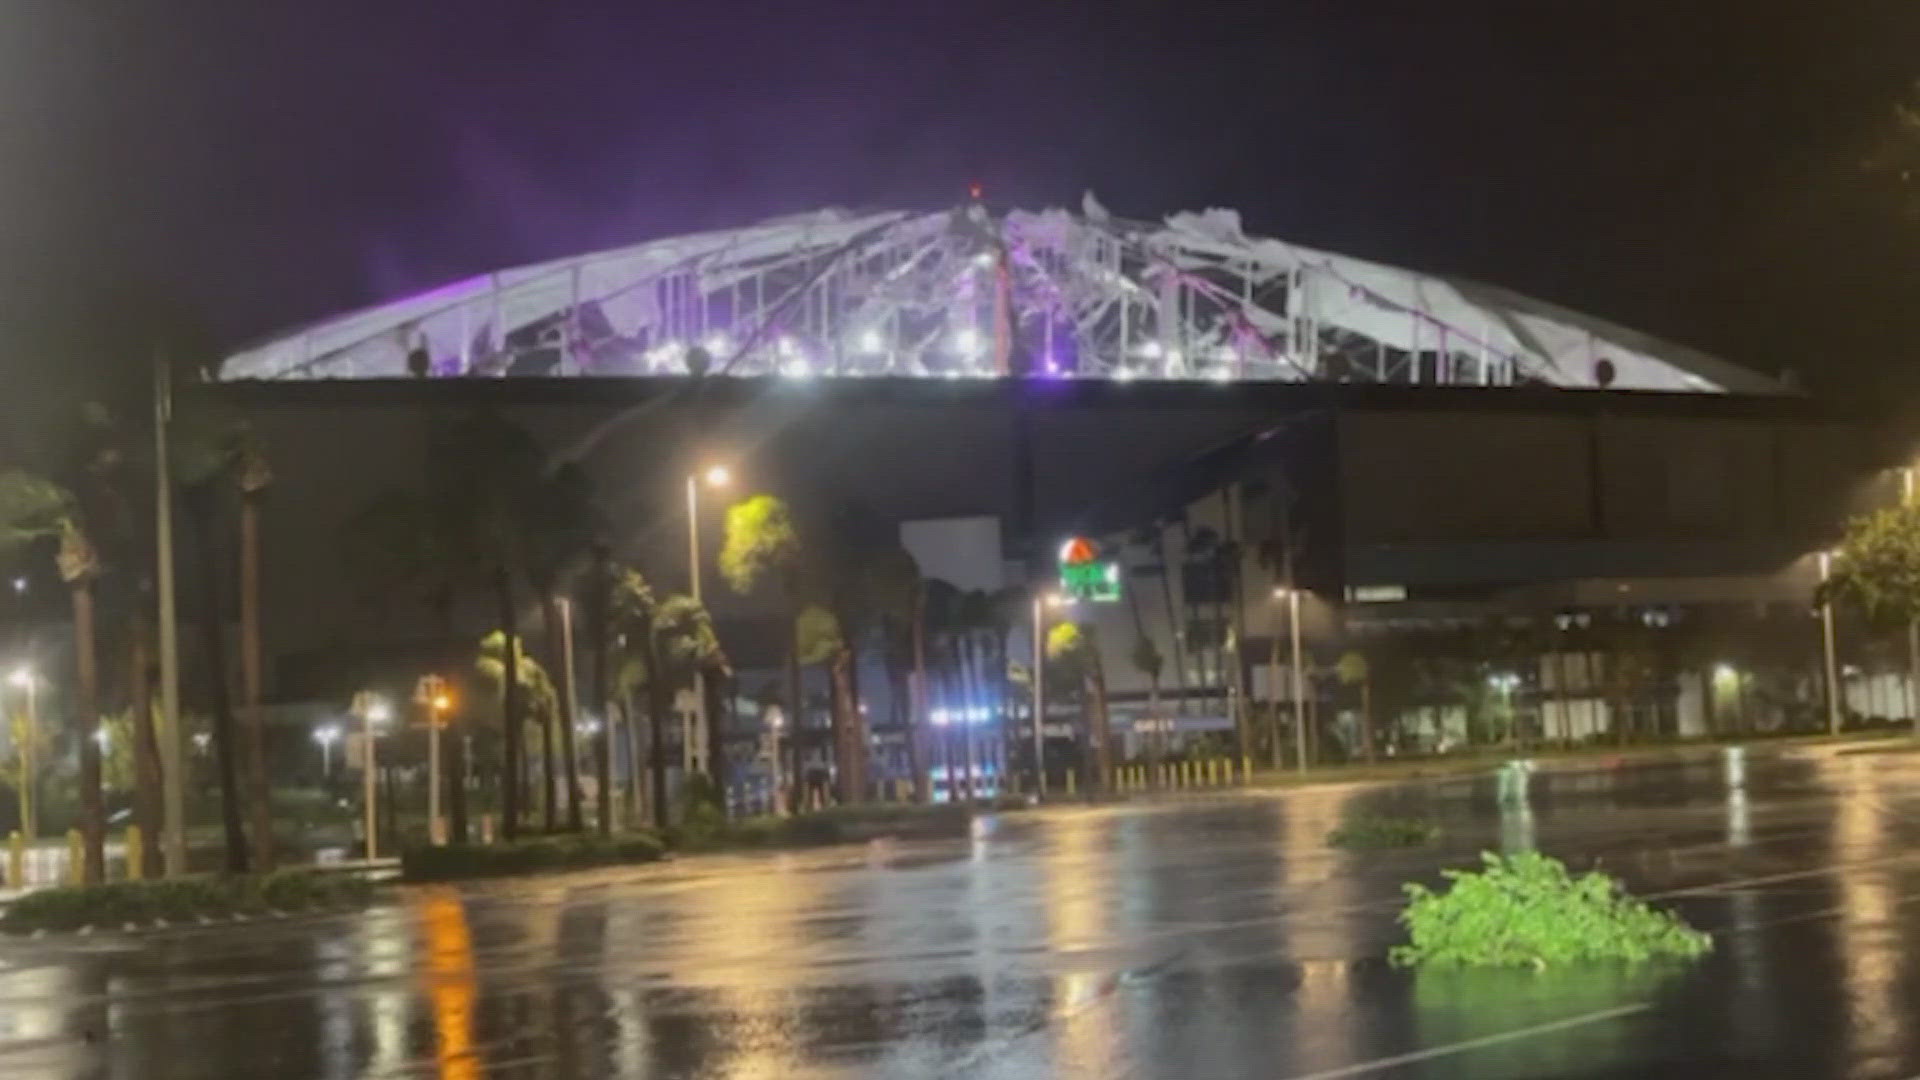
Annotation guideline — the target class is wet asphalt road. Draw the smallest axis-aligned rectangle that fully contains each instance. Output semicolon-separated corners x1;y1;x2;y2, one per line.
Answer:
3;745;1920;1079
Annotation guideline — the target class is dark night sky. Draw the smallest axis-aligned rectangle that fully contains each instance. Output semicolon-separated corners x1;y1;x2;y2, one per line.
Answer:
2;2;1918;409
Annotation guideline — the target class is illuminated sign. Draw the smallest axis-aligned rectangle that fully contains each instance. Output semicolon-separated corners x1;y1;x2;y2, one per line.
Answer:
1058;537;1121;602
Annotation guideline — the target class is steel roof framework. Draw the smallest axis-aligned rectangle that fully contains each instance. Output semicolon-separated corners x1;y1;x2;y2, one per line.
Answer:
218;200;1779;395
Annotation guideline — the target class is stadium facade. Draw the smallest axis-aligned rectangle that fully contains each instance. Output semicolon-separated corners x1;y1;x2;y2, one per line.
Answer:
219;204;1906;782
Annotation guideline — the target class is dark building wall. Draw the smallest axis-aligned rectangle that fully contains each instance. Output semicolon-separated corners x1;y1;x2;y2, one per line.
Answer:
1335;406;1883;591
223;377;1890;694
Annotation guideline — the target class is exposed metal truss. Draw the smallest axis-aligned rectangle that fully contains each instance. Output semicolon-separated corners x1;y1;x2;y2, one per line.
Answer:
219;198;1781;393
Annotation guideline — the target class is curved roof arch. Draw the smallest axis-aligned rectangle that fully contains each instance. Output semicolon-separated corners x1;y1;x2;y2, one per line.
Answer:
218;199;1782;394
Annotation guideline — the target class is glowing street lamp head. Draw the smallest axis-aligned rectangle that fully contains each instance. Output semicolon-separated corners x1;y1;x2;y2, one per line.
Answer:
313;724;342;746
7;666;30;688
704;465;732;488
431;693;452;712
365;698;392;724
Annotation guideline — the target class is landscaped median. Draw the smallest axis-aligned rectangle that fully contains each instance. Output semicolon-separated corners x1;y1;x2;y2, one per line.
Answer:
0;869;376;935
400;803;980;883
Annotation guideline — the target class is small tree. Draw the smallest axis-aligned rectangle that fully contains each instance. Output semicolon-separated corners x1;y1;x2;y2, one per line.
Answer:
1825;503;1920;737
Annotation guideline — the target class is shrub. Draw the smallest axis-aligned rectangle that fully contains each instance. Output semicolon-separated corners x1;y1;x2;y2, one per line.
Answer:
399;831;667;883
1327;815;1440;849
1391;851;1712;968
0;870;375;934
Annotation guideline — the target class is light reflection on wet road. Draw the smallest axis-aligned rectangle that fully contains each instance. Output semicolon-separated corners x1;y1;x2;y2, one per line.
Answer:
3;745;1920;1078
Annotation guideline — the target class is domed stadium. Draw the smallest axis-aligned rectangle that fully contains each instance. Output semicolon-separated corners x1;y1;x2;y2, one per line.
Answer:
218;198;1783;395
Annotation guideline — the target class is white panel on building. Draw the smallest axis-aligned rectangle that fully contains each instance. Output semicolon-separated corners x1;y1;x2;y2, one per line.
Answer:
901;516;1006;592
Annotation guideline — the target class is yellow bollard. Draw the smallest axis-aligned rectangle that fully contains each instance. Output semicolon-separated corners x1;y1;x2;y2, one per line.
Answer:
1206;759;1218;786
1241;756;1253;785
65;829;83;886
1179;761;1191;788
7;831;21;890
124;825;143;881
1066;769;1077;797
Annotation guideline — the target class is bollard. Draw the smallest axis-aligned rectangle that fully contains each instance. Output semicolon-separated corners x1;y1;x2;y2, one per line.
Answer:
1065;769;1077;797
6;831;21;890
65;829;83;886
1241;756;1253;785
1178;761;1190;788
1206;759;1219;786
125;825;144;882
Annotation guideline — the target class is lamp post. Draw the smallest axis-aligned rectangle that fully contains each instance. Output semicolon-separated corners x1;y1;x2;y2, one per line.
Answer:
1819;549;1842;736
1488;672;1520;745
1032;592;1066;797
422;684;452;845
313;724;341;777
1274;587;1306;773
765;705;786;815
8;666;35;839
352;693;390;861
687;464;730;777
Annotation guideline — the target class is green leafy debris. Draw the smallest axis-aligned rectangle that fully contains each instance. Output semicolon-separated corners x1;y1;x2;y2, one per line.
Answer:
1390;851;1712;968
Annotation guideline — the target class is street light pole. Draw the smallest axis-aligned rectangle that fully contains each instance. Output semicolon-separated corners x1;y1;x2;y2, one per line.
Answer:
687;466;730;779
1031;593;1049;797
1820;550;1842;736
354;694;388;861
1277;587;1306;774
9;669;36;839
315;727;338;777
154;356;186;876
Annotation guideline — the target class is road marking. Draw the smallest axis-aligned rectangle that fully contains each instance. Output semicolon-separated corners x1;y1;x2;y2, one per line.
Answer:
1648;851;1920;899
1276;1003;1653;1080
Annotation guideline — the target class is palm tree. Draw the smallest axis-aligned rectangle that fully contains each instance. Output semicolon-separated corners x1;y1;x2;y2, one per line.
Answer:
654;594;727;809
1046;621;1112;792
235;429;274;869
525;462;599;833
720;495;812;788
864;542;923;799
72;402;166;875
429;410;545;839
177;469;248;871
1138;519;1192;716
1122;550;1167;765
607;567;675;825
604;569;655;822
477;629;556;826
795;604;862;802
587;542;612;834
0;472;107;881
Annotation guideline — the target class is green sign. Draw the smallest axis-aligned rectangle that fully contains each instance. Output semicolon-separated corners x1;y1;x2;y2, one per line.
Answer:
1058;537;1121;602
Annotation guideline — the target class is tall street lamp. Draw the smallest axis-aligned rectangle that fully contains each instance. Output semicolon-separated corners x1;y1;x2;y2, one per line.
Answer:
8;666;35;838
687;463;731;778
1273;587;1306;772
1819;549;1842;736
1031;591;1068;797
1489;672;1521;745
352;692;391;861
313;723;342;777
421;682;453;845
